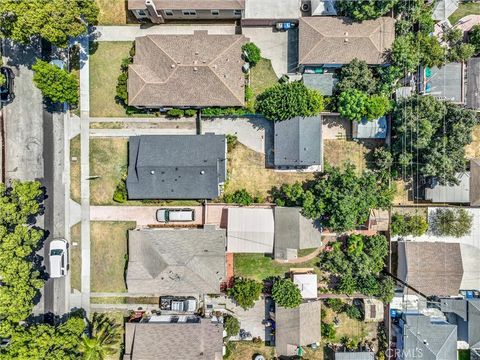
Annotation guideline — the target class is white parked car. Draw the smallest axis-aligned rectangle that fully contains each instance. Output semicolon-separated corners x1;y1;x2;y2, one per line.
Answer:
49;239;68;278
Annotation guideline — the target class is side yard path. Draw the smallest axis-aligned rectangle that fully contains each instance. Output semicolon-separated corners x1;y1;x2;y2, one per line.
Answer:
274;246;322;264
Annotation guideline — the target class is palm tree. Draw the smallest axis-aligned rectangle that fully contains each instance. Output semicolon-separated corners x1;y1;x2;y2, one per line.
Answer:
79;312;122;360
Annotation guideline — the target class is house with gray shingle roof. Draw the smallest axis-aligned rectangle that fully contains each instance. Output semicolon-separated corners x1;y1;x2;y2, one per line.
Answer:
274;116;323;170
128;31;247;108
298;17;395;66
124;319;223;360
441;298;480;352
126;134;226;200
398;314;457;360
335;352;375;360
274;301;322;357
126;225;226;295
274;207;322;260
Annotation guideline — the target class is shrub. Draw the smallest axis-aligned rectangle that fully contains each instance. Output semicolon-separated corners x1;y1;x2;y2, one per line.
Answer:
345;305;363;321
116;72;128;104
245;86;254;101
321;322;336;340
223;315;240;337
166;109;185;117
113;181;127;203
184;109;197;117
371;147;393;172
224;189;254;206
430;208;473;238
391;213;428;237
324;298;346;313
271;278;302;308
242;43;261;66
201;107;252;117
226;134;238;152
227;278;263;310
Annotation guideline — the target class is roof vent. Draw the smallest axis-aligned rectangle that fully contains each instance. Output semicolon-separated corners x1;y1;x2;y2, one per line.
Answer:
344;38;349;43
194;67;198;71
171;64;175;68
195;51;199;55
344;31;348;36
200;170;205;175
150;170;155;175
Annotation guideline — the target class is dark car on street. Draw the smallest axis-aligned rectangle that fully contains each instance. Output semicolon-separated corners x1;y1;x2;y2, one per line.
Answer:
0;67;14;104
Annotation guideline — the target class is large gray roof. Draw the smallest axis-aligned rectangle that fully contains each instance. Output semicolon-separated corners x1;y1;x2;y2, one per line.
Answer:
402;314;457;360
274;207;322;260
421;63;464;103
274;116;323;167
124;320;223;360
275;301;322;357
126;135;226;199
126;226;226;295
441;298;480;349
467;57;480;110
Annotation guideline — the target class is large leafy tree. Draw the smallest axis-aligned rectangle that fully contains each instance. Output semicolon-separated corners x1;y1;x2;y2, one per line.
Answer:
228;278;263;310
80;313;122;360
0;0;99;47
273;165;394;232
271;278;302;308
255;81;324;121
430;208;473;238
32;60;79;105
337;89;368;122
336;0;397;21
392;96;477;185
444;28;476;63
390;35;421;72
336;59;377;95
469;24;480;54
390;214;428;237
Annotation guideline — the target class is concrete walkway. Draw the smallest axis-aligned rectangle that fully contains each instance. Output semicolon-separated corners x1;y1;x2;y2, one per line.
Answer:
90;128;196;137
90;117;196;123
92;24;236;41
274;246;322;264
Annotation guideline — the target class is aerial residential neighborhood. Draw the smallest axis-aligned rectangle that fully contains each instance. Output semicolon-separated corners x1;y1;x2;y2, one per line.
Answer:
2;0;480;359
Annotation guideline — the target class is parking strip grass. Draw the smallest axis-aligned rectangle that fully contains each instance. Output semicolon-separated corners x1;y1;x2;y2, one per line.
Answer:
70;223;81;292
70;135;81;203
89;41;132;117
90;296;159;305
90;221;136;293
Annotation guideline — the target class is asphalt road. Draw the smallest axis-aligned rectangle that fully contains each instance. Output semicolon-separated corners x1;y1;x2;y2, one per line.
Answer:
2;39;67;317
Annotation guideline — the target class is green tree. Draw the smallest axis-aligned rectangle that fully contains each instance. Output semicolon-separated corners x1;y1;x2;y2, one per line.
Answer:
321;322;336;340
242;42;261;66
255;81;324;121
271;278;302;308
345;305;362;320
469;24;480;54
336;0;397;21
390;214;428;237
0;0;99;47
337;89;368;122
32;60;78;105
80;313;122;360
418;34;446;68
224;315;240;337
391;35;420;72
431;208;473;238
228;278;263;310
223;189;254;206
365;95;392;121
444;28;475;63
336;59;377;95
371;147;393;172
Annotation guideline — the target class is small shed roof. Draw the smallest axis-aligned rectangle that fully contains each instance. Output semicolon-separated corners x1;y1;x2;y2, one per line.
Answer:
433;0;459;21
310;0;337;15
293;274;318;299
425;172;470;204
352;116;387;139
227;208;275;253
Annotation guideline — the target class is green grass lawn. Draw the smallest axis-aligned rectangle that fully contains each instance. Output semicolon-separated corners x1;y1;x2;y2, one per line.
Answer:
323;307;376;344
233;253;321;282
249;58;278;99
90;221;136;292
449;2;480;25
89;41;132;117
70;223;81;292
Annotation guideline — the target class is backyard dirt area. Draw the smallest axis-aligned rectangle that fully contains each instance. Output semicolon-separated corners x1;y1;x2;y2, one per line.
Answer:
449;2;480;25
70;135;81;203
90;221;136;293
89;41;132;117
249;58;278;99
465;125;480;159
95;0;136;25
233;253;321;282
226;143;313;200
323;139;368;173
70;223;81;292
226;341;275;360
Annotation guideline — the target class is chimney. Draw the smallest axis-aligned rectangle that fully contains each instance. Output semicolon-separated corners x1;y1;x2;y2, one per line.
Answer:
145;0;165;23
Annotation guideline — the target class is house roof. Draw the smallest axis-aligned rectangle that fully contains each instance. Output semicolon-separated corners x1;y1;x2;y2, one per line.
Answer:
274;207;322;260
470;159;480;206
274;116;323;167
310;0;337;16
398;241;463;296
467;57;480;110
298;17;395;65
421;63;464;103
433;0;459;21
275;301;322;357
126;226;226;295
126;135;226;200
424;172;470;204
227;207;275;253
352;116;387;139
402;314;457;360
441;298;480;349
293;274;318;299
128;0;245;10
335;352;375;360
124;320;223;360
302;72;338;96
128;32;247;107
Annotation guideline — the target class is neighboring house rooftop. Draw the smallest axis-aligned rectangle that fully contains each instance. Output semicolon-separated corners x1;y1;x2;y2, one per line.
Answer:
274;116;323;168
298;16;395;65
293;273;318;299
275;301;322;357
467;57;480;110
274;207;322;260
420;63;464;103
397;241;463;297
128;0;245;10
227;207;275;253
128;32;247;107
311;0;337;16
124;320;223;360
352;116;387;139
432;0;459;21
401;314;457;360
441;298;480;350
126;135;226;200
334;352;375;360
302;72;338;96
126;226;226;295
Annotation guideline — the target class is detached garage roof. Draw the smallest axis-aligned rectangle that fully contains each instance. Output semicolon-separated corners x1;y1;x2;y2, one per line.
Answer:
227;208;274;253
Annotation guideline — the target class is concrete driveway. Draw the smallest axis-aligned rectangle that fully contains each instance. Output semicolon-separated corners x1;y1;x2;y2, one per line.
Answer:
245;0;301;19
242;27;298;77
202;117;273;154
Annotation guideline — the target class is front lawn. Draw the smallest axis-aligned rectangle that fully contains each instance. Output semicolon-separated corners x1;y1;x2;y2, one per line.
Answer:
233;253;321;282
89;41;132;117
70;135;81;203
250;58;278;99
449;2;480;25
70;223;81;292
226;143;313;201
323;139;368;173
90;221;136;293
